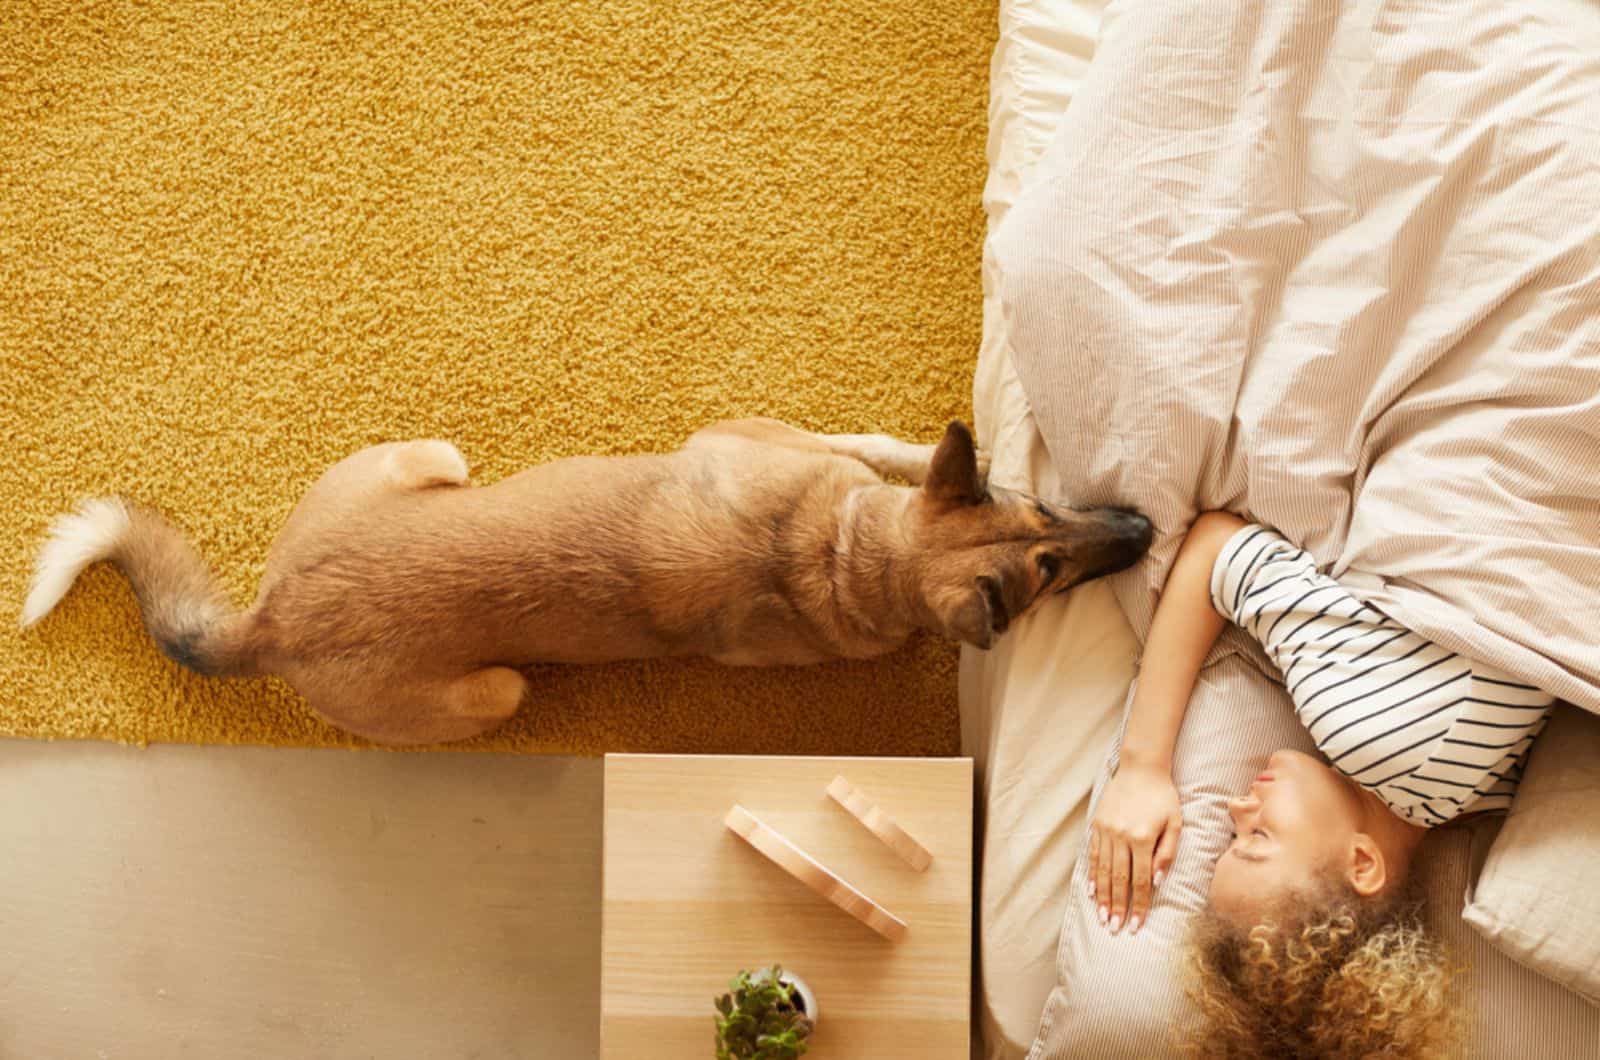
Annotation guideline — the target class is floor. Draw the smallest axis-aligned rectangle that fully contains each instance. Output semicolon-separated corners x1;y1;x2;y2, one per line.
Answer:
0;740;603;1059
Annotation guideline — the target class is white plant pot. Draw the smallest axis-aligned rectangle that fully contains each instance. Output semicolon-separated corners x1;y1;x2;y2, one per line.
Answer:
754;968;819;1027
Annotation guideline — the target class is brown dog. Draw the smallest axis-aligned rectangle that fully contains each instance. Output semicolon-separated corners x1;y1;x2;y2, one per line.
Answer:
22;419;1150;744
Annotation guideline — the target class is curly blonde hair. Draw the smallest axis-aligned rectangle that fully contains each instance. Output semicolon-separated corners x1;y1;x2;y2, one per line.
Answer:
1179;882;1461;1059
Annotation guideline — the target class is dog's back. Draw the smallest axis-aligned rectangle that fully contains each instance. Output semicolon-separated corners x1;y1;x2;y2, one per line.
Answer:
253;443;884;673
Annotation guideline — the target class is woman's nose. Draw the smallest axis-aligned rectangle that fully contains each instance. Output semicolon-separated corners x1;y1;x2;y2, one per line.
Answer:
1227;794;1255;819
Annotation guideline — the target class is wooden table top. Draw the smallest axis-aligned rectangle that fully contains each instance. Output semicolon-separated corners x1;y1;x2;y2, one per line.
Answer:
601;754;973;1059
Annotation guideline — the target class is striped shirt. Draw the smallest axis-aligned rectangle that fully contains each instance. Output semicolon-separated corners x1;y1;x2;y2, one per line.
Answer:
1210;524;1553;826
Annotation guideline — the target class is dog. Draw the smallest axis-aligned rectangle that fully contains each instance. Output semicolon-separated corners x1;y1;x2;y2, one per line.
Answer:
22;419;1151;745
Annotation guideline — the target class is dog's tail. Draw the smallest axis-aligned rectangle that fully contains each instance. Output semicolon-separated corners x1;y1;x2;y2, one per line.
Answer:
21;497;261;677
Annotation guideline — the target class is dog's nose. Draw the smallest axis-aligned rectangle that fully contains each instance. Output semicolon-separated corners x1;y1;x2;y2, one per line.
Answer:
1108;509;1154;553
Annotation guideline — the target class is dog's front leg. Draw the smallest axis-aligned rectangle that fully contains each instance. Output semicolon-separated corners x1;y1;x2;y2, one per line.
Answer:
685;417;989;485
814;434;939;484
816;431;991;487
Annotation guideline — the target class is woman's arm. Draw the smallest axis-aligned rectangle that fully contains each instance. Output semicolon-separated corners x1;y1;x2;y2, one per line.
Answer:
1121;510;1244;769
1090;510;1245;934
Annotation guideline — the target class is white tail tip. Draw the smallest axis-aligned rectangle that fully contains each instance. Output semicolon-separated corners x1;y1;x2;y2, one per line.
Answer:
20;497;132;629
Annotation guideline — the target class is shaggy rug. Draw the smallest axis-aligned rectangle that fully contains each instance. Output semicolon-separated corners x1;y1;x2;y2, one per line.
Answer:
1;0;993;754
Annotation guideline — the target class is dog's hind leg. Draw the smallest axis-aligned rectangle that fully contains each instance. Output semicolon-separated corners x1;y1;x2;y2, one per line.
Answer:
436;666;527;738
381;440;470;491
260;441;470;599
388;666;528;744
298;665;528;746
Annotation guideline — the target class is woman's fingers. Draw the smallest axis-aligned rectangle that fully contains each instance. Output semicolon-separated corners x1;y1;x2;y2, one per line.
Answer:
1152;812;1183;890
1128;837;1154;934
1095;827;1113;926
1087;826;1098;901
1108;837;1131;932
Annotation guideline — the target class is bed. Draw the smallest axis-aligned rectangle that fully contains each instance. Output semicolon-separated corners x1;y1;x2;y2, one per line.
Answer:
965;2;1600;1057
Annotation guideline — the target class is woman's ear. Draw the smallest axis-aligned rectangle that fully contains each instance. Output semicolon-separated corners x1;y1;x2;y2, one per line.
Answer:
1346;834;1389;898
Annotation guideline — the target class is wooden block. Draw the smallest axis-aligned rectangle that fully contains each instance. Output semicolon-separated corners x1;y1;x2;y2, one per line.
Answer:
723;804;908;942
826;775;934;872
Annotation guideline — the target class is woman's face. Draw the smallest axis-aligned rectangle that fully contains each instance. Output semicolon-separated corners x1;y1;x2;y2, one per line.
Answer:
1208;749;1371;924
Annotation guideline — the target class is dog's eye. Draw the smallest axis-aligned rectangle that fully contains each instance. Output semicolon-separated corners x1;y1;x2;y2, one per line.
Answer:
1037;553;1061;583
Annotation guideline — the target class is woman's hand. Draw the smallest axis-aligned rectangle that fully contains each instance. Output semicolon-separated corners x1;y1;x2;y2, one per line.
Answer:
1088;758;1182;935
1083;511;1238;935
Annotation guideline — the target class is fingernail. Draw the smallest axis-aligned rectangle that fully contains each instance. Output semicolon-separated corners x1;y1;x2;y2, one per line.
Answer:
1110;914;1123;934
1087;879;1096;899
1098;906;1108;926
1153;870;1165;888
1129;916;1142;935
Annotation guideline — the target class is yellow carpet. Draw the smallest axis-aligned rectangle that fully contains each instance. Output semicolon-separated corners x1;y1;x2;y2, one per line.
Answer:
1;1;993;755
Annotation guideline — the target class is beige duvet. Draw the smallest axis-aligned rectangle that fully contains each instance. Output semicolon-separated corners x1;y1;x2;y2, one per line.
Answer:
992;0;1600;716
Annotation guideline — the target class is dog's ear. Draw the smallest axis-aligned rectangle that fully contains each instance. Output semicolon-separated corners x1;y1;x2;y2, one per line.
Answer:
946;574;1010;649
924;421;984;507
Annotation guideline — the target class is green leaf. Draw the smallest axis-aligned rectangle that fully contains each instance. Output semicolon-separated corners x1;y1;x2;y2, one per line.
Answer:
714;967;813;1059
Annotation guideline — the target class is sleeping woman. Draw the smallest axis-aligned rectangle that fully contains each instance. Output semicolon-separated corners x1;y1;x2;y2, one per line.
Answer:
1089;510;1553;1057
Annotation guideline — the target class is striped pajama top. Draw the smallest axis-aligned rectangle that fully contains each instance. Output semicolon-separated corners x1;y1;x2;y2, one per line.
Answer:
1210;524;1553;826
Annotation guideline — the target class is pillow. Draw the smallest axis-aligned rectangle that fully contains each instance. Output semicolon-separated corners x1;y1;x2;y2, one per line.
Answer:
1026;665;1600;1060
1026;654;1316;1058
1463;705;1600;1006
1426;818;1600;1057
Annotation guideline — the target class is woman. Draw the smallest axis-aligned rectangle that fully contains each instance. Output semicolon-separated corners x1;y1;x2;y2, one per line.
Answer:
1089;511;1552;1057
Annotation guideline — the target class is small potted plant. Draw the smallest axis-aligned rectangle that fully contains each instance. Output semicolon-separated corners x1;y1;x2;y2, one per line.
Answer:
712;965;817;1059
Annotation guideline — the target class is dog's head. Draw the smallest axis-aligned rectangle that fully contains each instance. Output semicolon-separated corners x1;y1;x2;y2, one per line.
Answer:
907;422;1152;650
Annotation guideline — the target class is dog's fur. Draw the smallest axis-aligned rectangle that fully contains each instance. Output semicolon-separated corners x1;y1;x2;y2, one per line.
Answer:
23;419;1150;745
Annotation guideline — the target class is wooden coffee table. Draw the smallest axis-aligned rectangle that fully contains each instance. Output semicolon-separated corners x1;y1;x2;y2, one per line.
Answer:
600;754;973;1058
